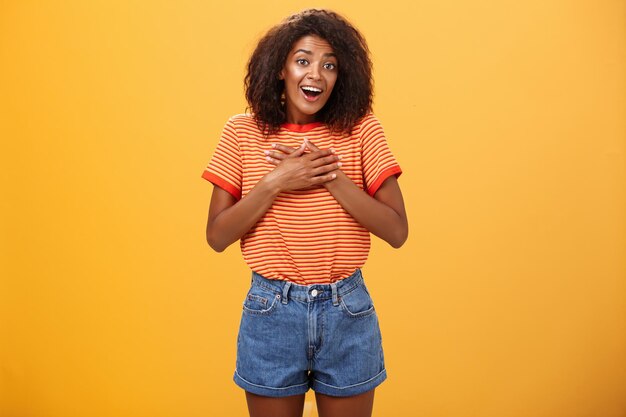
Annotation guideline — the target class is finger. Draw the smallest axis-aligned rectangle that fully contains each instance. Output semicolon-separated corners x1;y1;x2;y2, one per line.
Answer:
264;149;287;160
312;172;337;184
311;154;342;168
265;155;280;165
304;137;329;154
288;141;307;158
307;148;335;161
313;160;342;176
304;138;336;158
304;137;336;154
303;137;319;151
272;144;300;155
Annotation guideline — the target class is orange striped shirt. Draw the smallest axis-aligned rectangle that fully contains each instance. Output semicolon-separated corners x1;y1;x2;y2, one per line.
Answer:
201;113;402;285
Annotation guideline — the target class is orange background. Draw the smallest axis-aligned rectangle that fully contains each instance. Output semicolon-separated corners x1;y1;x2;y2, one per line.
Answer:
1;1;624;416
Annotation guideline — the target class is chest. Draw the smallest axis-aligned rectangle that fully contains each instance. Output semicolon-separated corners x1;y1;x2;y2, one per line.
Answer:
238;129;365;192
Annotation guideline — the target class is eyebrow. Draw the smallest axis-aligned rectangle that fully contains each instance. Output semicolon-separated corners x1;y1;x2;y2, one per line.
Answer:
293;49;337;58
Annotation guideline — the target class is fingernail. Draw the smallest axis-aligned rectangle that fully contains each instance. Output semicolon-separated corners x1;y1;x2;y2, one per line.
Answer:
330;148;335;154
337;162;342;167
337;155;343;160
264;150;270;155
271;143;276;148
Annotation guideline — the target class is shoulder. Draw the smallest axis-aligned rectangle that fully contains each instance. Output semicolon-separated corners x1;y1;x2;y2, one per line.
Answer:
355;113;385;138
359;112;379;124
225;113;268;135
226;113;256;127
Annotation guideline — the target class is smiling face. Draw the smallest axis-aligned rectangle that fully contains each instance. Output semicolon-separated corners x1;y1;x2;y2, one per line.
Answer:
279;35;338;125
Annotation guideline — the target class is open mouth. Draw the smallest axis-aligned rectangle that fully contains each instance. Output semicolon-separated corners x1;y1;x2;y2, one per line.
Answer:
301;86;323;101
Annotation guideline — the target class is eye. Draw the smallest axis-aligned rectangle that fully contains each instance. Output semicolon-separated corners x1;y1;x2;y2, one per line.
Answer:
324;63;336;70
296;58;309;65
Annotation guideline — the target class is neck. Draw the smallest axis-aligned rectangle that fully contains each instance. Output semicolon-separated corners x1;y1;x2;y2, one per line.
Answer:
285;108;317;125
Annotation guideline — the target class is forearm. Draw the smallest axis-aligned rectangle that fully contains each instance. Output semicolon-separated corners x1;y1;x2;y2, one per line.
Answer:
208;178;280;252
325;170;406;248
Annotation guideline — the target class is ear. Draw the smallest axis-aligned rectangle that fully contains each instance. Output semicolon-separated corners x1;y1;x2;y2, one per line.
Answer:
278;69;284;80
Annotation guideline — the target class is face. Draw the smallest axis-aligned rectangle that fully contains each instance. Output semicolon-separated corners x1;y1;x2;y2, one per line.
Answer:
279;35;338;124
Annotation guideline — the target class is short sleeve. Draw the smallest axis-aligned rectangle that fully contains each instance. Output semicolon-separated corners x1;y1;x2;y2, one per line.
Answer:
201;117;243;200
360;114;403;197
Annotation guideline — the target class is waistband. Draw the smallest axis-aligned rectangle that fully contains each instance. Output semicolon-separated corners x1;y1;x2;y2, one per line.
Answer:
250;268;364;305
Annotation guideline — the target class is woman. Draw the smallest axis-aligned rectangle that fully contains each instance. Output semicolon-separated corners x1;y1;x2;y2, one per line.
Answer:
202;9;408;417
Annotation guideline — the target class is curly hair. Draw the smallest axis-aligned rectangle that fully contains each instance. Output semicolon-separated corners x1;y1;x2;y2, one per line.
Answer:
244;9;373;137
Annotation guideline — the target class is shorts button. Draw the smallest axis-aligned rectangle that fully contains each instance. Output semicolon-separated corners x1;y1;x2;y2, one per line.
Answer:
311;289;318;297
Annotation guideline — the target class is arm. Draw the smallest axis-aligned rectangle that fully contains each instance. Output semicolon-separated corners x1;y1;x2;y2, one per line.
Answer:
206;178;280;252
206;142;336;252
324;170;408;248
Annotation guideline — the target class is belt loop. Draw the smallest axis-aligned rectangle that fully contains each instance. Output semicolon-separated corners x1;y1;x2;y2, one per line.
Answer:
331;282;339;306
282;282;291;304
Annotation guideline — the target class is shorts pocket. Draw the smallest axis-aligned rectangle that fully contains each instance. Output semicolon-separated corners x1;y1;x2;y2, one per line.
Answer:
339;284;376;319
242;285;281;316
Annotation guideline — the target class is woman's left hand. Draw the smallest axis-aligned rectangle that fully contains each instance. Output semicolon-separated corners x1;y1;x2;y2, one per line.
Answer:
265;138;342;190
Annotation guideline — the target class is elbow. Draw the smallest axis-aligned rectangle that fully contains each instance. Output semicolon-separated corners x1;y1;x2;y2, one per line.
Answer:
389;223;409;249
209;241;226;253
389;235;407;249
206;230;226;253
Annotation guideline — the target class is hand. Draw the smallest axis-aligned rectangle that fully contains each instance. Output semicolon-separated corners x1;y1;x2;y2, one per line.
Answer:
263;138;342;192
299;138;343;189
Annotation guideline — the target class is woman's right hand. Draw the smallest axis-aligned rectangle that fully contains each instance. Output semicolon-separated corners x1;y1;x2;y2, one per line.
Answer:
262;141;342;193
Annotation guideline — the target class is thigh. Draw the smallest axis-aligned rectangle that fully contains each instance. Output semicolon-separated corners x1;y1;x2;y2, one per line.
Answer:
245;391;305;417
311;280;386;397
315;388;375;417
234;280;310;397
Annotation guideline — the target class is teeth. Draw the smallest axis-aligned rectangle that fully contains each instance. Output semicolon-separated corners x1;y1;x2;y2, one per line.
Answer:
301;86;322;93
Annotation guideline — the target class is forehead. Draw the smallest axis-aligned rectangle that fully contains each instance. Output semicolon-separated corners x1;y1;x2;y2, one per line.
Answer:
289;35;335;55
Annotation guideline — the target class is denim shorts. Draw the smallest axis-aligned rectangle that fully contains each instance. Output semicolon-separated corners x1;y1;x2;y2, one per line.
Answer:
233;267;387;397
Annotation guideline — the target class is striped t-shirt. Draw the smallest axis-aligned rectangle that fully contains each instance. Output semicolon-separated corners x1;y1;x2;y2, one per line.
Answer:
201;113;402;285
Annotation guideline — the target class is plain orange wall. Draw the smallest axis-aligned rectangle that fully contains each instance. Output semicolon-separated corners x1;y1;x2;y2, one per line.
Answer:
1;1;624;416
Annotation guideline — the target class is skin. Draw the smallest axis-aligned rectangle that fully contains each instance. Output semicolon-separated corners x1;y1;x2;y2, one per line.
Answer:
245;389;375;417
279;35;338;124
205;143;339;253
206;34;408;416
267;138;408;248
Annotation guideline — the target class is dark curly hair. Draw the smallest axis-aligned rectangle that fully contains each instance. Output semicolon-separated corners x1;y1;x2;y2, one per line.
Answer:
244;9;373;137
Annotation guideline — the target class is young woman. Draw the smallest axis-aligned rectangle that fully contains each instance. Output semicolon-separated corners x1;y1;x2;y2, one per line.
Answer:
202;9;408;417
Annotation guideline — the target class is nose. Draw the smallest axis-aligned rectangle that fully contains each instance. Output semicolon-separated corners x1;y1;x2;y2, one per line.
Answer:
306;65;321;80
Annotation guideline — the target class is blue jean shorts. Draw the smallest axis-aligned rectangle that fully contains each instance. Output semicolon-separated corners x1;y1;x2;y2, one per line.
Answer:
233;267;387;397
